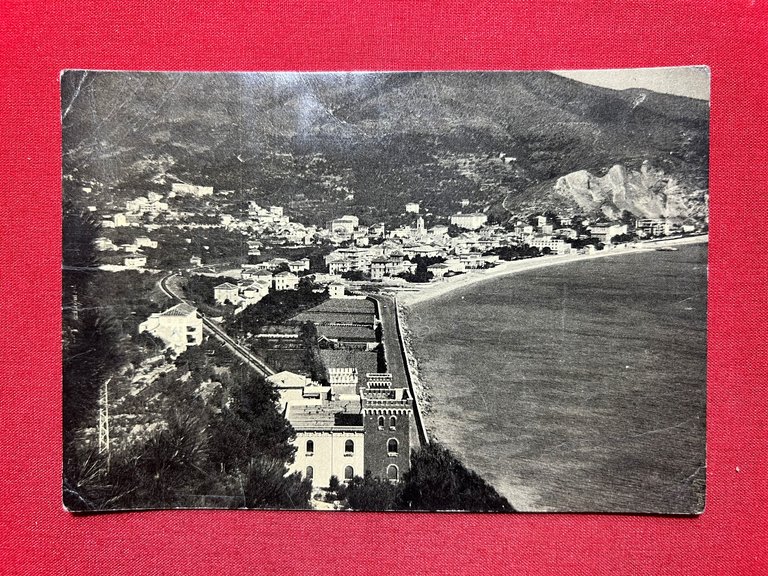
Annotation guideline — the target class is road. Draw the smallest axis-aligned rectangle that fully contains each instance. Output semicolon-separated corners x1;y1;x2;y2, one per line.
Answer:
369;294;428;447
158;273;276;378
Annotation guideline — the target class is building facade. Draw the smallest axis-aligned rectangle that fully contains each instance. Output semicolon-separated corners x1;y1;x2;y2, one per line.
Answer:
138;303;203;353
450;213;488;230
361;374;412;482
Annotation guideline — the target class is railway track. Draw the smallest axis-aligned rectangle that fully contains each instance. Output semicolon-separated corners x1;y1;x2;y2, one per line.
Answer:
158;273;276;377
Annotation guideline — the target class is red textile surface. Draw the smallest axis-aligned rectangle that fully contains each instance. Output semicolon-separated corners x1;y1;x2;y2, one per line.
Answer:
1;1;766;574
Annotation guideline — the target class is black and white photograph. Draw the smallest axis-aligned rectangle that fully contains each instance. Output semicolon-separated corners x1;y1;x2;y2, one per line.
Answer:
62;69;708;513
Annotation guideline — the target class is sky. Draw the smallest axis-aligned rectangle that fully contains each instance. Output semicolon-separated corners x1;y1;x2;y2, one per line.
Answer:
553;67;710;100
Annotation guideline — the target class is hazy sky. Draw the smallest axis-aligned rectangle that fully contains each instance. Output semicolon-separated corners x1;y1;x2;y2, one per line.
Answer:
553;67;710;101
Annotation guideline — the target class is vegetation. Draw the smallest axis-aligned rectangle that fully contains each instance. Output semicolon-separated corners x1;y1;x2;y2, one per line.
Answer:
63;200;310;511
485;245;541;261
227;280;328;336
184;274;238;308
325;442;514;512
400;442;514;512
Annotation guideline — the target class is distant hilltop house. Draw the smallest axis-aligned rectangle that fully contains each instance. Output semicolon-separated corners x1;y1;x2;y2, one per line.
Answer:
405;202;420;214
139;303;203;353
135;236;158;249
450;213;488;230
189;256;203;267
283;372;413;487
171;183;214;196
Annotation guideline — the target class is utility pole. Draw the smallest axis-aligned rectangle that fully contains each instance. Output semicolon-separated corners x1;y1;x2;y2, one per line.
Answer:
98;378;111;469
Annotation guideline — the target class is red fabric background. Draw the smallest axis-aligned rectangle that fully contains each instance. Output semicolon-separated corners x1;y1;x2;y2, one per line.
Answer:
1;1;766;574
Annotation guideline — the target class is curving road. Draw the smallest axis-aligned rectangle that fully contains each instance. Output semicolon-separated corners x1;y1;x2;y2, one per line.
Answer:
158;273;276;377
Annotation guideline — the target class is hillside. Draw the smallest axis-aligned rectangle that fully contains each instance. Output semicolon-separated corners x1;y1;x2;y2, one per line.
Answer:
61;71;709;225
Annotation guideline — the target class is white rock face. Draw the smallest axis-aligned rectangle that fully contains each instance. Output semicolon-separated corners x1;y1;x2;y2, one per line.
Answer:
551;162;705;221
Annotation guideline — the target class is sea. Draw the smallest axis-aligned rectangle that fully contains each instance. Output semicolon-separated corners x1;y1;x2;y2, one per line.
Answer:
406;243;707;513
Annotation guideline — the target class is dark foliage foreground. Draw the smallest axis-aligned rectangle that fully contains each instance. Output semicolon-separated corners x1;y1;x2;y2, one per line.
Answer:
330;443;515;512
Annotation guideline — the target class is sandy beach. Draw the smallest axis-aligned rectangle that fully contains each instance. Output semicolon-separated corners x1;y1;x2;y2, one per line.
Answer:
395;235;708;307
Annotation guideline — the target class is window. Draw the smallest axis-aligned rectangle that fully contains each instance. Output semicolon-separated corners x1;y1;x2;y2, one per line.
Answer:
378;416;385;429
387;438;398;455
306;440;314;454
389;416;397;430
387;465;399;482
306;466;313;480
344;466;354;480
344;440;354;454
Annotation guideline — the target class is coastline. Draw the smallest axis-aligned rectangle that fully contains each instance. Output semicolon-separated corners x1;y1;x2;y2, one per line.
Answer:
394;234;708;445
395;234;708;307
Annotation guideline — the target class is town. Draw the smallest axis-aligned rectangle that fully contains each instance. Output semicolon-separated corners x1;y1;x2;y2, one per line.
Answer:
63;174;705;509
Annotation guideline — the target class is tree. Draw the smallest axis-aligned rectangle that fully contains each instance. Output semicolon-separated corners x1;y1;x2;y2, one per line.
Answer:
399;442;514;512
208;366;297;472
341;472;403;511
232;457;312;509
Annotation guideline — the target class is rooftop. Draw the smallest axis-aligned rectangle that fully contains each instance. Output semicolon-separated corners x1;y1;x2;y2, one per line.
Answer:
317;325;377;342
286;400;363;431
159;302;197;317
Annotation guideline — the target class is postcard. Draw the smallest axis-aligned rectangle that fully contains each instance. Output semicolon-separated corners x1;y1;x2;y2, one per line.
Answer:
62;69;708;513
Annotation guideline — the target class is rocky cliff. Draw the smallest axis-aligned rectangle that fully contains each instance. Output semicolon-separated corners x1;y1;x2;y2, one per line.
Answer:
508;161;707;222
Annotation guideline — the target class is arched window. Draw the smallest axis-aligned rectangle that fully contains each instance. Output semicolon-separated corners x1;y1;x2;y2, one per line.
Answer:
389;416;397;429
306;466;313;480
387;464;399;481
344;439;354;454
344;466;354;480
306;440;314;454
387;438;398;454
378;416;385;429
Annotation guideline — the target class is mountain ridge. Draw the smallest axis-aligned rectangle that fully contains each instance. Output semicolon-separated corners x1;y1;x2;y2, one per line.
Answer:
62;71;708;225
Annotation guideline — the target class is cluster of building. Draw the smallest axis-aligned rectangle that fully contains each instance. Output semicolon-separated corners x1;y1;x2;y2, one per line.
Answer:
211;257;321;310
266;296;412;487
87;177;693;278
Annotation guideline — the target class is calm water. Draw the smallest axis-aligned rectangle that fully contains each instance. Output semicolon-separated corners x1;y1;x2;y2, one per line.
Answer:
407;244;707;513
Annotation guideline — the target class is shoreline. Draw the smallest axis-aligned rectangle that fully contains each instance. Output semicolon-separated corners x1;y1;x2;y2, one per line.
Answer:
394;234;708;445
394;234;708;307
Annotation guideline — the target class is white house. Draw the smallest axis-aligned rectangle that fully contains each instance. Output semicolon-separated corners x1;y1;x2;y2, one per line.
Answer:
589;223;628;243
214;282;240;305
241;280;270;303
530;236;572;255
405;202;420;214
139;303;203;353
288;258;310;274
273;271;299;291
328;215;359;236
135;236;158;249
